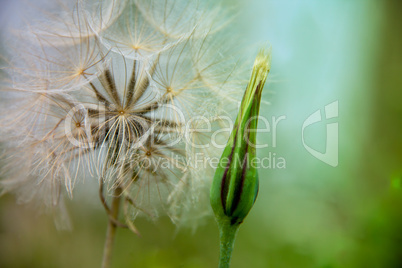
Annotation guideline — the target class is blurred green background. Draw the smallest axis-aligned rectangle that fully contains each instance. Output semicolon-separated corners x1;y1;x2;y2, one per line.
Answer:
1;0;402;267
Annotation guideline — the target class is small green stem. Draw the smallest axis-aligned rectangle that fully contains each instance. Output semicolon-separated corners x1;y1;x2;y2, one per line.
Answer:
218;221;240;268
101;187;122;268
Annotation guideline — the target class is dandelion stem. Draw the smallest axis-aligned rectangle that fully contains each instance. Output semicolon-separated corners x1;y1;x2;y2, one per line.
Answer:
101;186;122;268
218;220;239;268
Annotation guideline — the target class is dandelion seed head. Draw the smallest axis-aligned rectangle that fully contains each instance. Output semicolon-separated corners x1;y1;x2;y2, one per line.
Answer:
0;0;245;227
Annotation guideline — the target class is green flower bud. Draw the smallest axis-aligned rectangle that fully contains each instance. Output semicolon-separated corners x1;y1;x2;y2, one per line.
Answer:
210;48;271;226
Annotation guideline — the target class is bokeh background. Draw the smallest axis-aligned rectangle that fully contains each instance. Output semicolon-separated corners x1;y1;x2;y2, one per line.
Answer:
1;0;401;267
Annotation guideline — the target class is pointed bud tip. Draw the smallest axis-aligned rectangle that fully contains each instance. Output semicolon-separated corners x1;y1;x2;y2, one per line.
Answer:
252;48;271;92
242;47;272;108
253;47;271;73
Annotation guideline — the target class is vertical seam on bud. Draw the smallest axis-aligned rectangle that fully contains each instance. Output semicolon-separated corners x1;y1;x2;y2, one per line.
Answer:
220;126;239;213
228;147;248;218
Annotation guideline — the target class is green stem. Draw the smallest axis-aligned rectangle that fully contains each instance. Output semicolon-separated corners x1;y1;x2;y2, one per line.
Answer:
218;221;240;268
101;187;122;268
